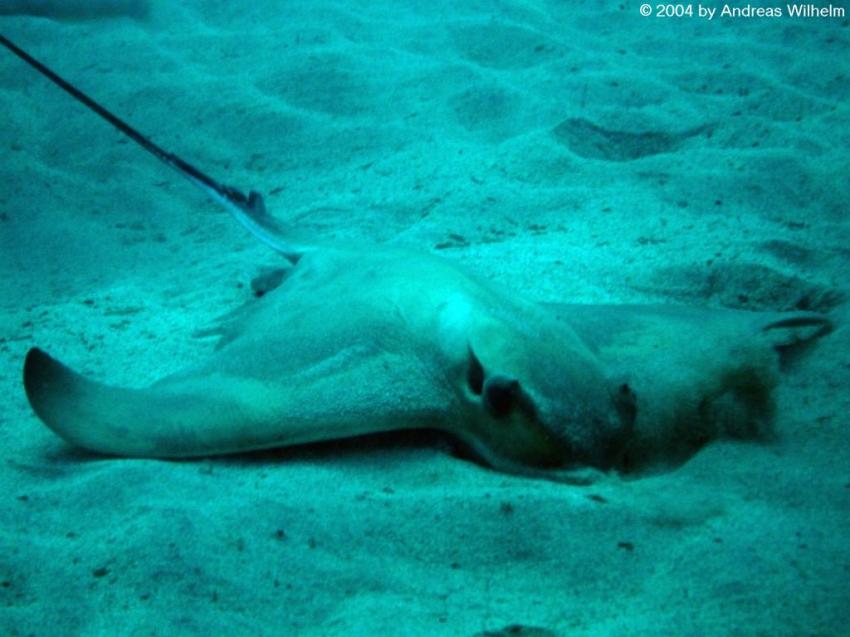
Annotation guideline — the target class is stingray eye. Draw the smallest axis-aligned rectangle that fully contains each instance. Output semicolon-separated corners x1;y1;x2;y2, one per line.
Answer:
483;376;521;418
466;346;485;395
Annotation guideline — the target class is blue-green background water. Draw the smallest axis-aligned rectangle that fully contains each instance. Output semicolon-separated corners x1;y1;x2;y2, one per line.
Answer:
1;1;848;635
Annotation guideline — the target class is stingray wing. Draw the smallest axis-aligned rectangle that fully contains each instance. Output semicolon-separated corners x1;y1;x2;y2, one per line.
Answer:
23;339;448;458
555;304;832;357
547;304;833;471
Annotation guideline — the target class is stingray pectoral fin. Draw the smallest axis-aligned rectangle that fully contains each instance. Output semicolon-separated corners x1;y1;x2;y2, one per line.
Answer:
550;305;834;471
24;347;169;456
759;312;834;349
24;347;446;458
23;347;270;457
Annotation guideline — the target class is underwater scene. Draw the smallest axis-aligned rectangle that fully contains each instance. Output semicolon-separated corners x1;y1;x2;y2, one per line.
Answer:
1;1;848;635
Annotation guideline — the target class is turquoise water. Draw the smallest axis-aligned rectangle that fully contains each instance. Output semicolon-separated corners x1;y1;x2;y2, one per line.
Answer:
1;2;848;635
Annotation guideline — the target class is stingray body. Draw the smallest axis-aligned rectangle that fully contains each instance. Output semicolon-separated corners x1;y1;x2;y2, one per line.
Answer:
22;259;831;476
7;35;834;477
25;247;634;473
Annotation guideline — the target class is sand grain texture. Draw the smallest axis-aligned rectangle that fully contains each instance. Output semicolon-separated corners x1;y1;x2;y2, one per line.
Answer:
1;1;848;635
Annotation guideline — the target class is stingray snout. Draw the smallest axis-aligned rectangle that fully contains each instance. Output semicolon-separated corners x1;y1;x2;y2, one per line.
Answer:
581;382;638;470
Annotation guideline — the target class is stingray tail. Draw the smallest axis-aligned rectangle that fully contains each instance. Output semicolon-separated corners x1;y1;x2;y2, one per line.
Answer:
0;33;308;263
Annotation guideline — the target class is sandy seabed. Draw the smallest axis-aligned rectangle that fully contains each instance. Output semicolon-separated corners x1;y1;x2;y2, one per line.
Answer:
1;1;848;635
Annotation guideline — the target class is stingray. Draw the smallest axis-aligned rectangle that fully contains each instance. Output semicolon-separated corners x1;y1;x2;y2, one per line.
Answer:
4;35;833;481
